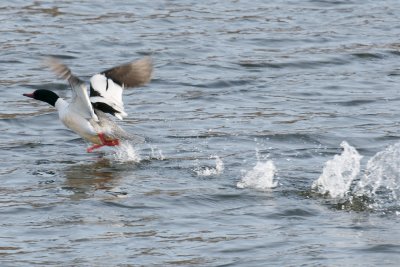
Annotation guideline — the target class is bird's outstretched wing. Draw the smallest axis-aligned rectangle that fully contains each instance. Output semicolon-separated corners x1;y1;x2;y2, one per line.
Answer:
45;57;99;122
102;56;153;88
89;57;153;120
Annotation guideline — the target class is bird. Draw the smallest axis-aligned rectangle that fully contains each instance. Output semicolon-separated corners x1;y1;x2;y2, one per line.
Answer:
23;56;152;152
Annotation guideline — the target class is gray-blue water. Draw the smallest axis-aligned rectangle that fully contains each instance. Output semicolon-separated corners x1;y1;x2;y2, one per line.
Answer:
1;0;400;266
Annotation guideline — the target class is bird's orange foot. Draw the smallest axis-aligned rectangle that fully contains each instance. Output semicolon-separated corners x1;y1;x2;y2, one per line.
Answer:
98;133;120;146
87;144;104;153
106;139;120;146
87;133;120;153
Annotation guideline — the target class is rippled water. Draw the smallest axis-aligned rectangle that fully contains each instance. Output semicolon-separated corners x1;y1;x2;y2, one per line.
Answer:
2;0;400;266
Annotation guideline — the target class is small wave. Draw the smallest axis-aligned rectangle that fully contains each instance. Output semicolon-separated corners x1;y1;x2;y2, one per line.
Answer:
327;99;377;107
351;52;385;60
312;141;362;199
195;156;224;176
238;57;349;69
237;160;277;190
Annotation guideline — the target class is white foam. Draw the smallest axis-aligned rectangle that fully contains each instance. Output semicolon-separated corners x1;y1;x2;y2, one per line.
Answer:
237;160;277;190
112;141;141;163
312;141;362;199
195;156;224;176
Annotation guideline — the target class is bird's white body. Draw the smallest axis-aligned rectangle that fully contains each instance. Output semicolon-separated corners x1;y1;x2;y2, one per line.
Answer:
55;98;102;144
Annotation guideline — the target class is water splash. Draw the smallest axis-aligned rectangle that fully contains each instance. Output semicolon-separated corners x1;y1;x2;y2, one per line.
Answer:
195;156;224;176
150;146;165;160
112;141;141;163
312;141;362;199
237;160;277;190
354;142;400;210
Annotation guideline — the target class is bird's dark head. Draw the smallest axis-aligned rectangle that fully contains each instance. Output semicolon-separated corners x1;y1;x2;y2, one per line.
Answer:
23;89;60;107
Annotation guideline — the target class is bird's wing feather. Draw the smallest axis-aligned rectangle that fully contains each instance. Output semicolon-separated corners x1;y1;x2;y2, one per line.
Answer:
89;74;126;120
45;57;98;121
101;56;153;88
89;56;153;119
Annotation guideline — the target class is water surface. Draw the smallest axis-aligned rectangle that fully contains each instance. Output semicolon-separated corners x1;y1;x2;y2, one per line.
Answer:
1;0;400;266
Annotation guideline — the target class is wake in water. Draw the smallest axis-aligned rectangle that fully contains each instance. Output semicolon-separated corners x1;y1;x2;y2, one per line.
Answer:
312;141;400;212
104;137;400;213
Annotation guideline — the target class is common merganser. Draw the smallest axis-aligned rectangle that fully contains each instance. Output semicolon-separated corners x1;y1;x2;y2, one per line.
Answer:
23;56;152;152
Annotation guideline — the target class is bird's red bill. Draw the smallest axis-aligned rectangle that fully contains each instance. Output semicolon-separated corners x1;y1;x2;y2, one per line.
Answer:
23;93;34;98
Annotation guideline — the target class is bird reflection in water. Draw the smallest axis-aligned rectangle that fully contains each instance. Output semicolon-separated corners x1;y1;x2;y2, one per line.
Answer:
62;158;124;200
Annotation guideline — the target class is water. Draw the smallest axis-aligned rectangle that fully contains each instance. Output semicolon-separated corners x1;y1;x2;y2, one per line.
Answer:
237;160;278;190
312;141;362;199
1;0;400;266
